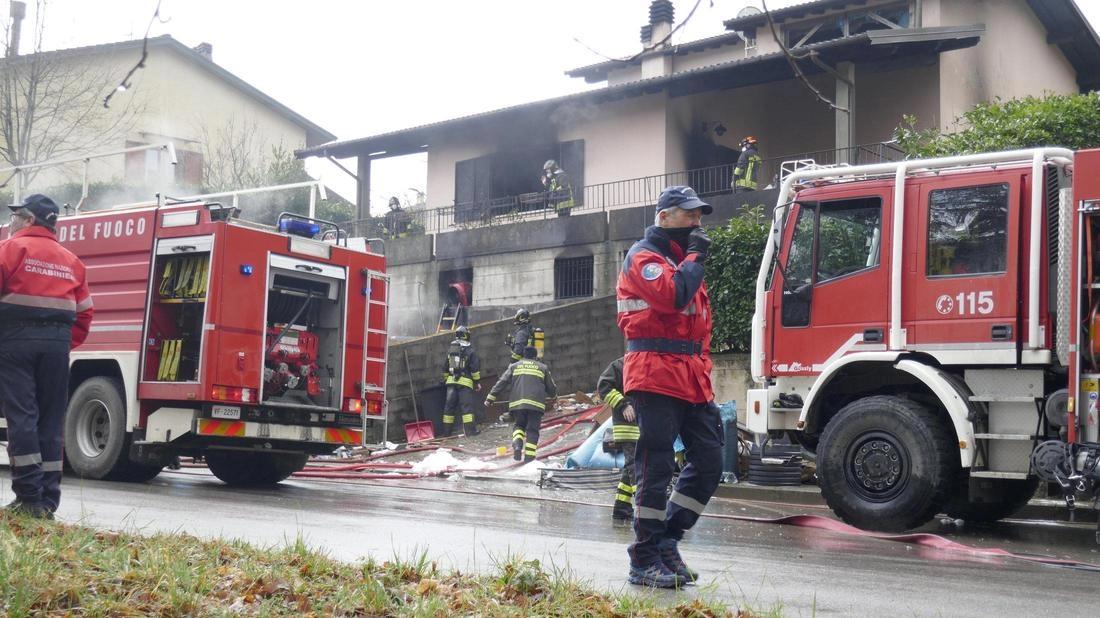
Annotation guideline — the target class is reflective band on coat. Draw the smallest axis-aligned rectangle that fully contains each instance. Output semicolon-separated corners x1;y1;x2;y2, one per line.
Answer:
636;505;667;521
10;452;42;466
509;398;546;410
669;490;708;515
617;298;698;315
617;481;636;494
613;425;640;440
513;367;545;378
0;293;77;311
605;390;624;409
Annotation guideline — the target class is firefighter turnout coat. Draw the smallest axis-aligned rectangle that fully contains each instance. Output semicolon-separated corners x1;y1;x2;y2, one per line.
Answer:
486;358;557;412
442;339;481;389
616;225;713;403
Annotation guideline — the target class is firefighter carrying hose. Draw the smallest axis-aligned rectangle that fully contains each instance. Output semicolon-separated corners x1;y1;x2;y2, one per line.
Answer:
616;185;723;589
1;194;94;520
597;356;639;524
485;346;557;462
440;326;481;437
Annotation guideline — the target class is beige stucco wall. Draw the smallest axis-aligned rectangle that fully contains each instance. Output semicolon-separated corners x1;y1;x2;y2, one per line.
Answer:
558;92;670;184
19;43;314;195
933;0;1079;130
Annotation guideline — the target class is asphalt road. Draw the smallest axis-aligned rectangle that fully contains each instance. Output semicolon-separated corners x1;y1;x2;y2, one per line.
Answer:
3;465;1098;618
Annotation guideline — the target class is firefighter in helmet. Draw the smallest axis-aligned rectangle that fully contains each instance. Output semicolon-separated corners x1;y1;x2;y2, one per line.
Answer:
541;159;575;217
383;196;412;238
505;308;535;362
485;346;557;462
440;325;481;437
732;136;761;193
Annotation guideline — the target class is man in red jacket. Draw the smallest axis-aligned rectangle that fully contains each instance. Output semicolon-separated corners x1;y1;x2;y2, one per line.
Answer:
1;194;93;519
616;185;723;589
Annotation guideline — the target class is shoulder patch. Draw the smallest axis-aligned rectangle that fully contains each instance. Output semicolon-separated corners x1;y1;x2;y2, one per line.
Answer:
641;263;663;281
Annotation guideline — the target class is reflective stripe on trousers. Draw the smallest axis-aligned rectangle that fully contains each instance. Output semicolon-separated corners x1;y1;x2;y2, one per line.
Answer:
628;391;723;567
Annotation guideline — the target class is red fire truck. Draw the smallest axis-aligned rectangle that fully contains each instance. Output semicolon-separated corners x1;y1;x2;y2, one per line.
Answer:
746;147;1100;535
1;195;389;485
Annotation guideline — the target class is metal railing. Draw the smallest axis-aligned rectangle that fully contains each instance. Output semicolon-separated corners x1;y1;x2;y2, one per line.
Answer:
345;142;906;237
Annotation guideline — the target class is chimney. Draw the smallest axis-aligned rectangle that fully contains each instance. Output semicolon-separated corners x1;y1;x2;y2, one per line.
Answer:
641;0;674;79
192;42;213;60
8;1;25;57
648;0;675;46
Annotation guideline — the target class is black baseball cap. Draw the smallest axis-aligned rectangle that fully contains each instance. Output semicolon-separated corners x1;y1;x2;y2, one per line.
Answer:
656;186;712;215
9;193;59;225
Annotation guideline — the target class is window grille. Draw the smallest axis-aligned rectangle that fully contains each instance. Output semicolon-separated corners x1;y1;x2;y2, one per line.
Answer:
555;256;594;299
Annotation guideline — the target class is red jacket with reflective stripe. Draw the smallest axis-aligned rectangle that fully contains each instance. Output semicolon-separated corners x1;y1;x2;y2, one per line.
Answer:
616;226;713;404
0;226;93;348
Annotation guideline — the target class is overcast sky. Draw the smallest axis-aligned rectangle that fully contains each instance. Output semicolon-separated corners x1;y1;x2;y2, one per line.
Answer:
13;0;1100;212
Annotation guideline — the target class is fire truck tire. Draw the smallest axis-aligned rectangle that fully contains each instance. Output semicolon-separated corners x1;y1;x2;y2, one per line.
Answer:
943;475;1040;523
65;377;160;482
817;395;957;532
204;451;309;486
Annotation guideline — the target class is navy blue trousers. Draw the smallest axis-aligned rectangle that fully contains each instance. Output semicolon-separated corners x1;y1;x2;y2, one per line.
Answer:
628;391;723;567
0;335;70;512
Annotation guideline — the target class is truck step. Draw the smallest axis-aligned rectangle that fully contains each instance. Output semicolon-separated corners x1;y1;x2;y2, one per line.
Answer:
967;396;1037;403
970;470;1030;479
973;433;1034;440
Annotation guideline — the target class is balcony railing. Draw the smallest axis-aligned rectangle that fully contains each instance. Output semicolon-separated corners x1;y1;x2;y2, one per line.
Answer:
341;142;907;238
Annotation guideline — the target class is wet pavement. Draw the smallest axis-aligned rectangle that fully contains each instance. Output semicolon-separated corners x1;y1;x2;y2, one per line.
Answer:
3;415;1100;617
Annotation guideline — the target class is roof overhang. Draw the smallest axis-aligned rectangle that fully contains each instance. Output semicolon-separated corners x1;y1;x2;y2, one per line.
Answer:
296;26;983;161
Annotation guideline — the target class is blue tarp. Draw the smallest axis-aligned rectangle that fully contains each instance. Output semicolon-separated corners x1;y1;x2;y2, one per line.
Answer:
565;418;687;469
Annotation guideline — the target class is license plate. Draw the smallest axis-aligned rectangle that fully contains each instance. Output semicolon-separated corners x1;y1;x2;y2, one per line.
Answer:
211;405;241;420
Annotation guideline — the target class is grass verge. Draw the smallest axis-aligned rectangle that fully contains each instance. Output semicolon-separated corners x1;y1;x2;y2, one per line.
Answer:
0;513;778;617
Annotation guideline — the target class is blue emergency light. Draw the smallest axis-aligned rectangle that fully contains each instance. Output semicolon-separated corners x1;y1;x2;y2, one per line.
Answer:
240;264;254;275
279;219;320;237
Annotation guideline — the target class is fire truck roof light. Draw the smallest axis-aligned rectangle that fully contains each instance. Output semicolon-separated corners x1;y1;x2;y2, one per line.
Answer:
279;219;320;238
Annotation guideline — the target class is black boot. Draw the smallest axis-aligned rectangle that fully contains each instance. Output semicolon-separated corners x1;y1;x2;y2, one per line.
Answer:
512;438;523;461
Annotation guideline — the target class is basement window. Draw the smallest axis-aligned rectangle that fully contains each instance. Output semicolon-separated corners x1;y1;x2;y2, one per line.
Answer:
555;256;594;299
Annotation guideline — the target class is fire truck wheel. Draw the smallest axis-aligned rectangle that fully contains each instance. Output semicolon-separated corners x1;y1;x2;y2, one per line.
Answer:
64;377;156;481
943;475;1040;523
204;451;309;486
817;395;957;532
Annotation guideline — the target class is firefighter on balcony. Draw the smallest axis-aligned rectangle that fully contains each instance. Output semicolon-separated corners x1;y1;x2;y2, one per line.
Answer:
383;196;412;238
485;346;557;462
440;326;481;437
1;194;94;520
616;185;723;589
541;159;575;217
597;356;639;524
732;136;761;193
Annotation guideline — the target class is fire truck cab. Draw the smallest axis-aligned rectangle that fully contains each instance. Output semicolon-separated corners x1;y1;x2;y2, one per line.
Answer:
746;148;1100;533
2;196;388;485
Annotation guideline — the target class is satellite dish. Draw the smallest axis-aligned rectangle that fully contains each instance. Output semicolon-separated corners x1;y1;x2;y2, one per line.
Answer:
737;5;763;18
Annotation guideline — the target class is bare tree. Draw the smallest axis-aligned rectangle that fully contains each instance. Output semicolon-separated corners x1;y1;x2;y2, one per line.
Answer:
0;1;142;186
199;118;353;225
199;117;268;192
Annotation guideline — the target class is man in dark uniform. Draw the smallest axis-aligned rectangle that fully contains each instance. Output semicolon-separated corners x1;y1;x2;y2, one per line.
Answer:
541;159;575;217
1;194;94;519
616;185;723;589
505;308;534;362
485;346;556;462
597;356;639;524
440;325;481;437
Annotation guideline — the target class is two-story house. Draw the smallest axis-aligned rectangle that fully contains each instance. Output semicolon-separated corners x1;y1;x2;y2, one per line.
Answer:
297;0;1100;341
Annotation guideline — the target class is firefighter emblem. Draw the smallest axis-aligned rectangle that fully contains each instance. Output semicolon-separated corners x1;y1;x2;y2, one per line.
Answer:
935;294;954;315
